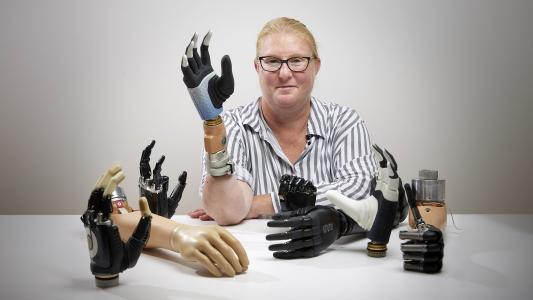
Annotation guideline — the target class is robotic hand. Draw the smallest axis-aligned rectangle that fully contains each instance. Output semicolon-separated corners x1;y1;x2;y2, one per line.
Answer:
399;183;444;273
81;165;152;287
266;205;358;259
181;31;234;121
181;31;235;177
139;140;187;218
326;144;407;257
278;174;317;211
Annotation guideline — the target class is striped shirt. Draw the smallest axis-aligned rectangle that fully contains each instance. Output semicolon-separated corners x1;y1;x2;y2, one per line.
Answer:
200;96;377;213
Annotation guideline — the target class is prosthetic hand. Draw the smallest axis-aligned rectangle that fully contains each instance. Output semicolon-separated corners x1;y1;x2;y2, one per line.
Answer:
326;144;407;257
169;224;249;277
181;31;234;121
81;165;152;287
139;140;187;218
266;205;359;259
181;31;234;177
278;174;317;211
399;183;444;273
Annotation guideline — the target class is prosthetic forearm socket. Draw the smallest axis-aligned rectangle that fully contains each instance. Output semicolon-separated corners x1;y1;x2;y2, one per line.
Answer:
204;116;234;176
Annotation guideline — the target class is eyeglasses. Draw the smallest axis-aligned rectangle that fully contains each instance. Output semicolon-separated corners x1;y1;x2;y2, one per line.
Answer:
258;56;313;72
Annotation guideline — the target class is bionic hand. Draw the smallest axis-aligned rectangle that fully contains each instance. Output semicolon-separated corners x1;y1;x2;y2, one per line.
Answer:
278;174;317;211
81;165;152;287
266;205;359;259
181;31;234;121
326;144;407;257
399;183;444;273
139;140;187;218
181;31;235;177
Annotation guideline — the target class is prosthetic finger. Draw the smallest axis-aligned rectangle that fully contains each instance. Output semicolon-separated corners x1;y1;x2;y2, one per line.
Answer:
209;235;243;274
273;247;315;259
372;144;387;168
191;34;203;70
216;227;249;271
186;34;198;74
95;164;122;189
200;31;212;66
265;228;315;241
404;260;443;274
124;197;152;268
403;251;443;263
103;171;125;197
167;171;187;217
268;238;315;252
191;249;223;277
152;155;165;189
181;55;194;82
199;242;236;277
267;216;314;228
140;140;155;180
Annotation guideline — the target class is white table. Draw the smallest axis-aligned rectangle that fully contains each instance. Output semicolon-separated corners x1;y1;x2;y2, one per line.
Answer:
1;214;532;300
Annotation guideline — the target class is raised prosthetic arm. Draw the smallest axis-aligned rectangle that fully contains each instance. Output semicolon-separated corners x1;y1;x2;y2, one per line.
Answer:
139;140;187;218
81;165;152;287
181;31;234;176
399;183;444;273
326;144;407;257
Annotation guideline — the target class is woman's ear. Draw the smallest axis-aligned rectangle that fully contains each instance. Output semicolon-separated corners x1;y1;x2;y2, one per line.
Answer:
314;57;321;75
254;59;259;73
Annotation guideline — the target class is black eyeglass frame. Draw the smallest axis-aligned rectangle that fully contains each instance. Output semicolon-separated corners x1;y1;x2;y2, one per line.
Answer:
257;56;314;72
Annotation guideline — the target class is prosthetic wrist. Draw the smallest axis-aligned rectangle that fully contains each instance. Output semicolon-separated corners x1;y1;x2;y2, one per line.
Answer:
81;165;152;287
400;183;444;273
204;116;234;176
139;140;187;218
278;174;317;211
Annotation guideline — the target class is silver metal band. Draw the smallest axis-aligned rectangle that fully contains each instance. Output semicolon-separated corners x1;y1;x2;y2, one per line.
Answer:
207;149;234;176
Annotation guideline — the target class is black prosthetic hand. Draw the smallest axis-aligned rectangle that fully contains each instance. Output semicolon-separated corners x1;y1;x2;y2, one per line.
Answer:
278;174;317;211
81;168;151;287
139;140;187;218
181;31;234;120
266;205;359;259
399;183;444;273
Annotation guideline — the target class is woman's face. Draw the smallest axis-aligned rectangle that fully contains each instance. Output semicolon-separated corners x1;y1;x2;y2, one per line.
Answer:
255;32;320;109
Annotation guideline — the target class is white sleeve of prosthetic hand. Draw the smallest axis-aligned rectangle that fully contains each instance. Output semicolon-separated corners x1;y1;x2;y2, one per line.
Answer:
326;190;377;231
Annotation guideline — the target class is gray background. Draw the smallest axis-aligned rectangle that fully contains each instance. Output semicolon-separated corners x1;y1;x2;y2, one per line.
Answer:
1;0;532;214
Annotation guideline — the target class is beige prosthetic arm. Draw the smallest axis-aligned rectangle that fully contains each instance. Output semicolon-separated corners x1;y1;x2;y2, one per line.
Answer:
204;116;234;176
98;164;249;277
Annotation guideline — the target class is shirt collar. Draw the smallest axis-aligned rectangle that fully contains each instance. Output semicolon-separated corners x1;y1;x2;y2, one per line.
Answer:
242;96;326;139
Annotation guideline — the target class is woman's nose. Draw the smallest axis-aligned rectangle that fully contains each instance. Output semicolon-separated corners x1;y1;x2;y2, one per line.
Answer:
278;62;293;79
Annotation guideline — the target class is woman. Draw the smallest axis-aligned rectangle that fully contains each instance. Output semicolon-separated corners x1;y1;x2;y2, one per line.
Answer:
183;17;376;226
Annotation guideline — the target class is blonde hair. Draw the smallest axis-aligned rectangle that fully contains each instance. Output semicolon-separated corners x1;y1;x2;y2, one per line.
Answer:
256;17;319;58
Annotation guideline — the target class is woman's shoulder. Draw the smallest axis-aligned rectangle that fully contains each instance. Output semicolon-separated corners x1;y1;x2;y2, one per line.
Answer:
312;97;361;122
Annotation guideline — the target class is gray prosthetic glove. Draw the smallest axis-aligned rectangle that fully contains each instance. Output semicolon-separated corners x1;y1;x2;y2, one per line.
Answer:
139;140;187;218
278;174;317;211
81;165;151;287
